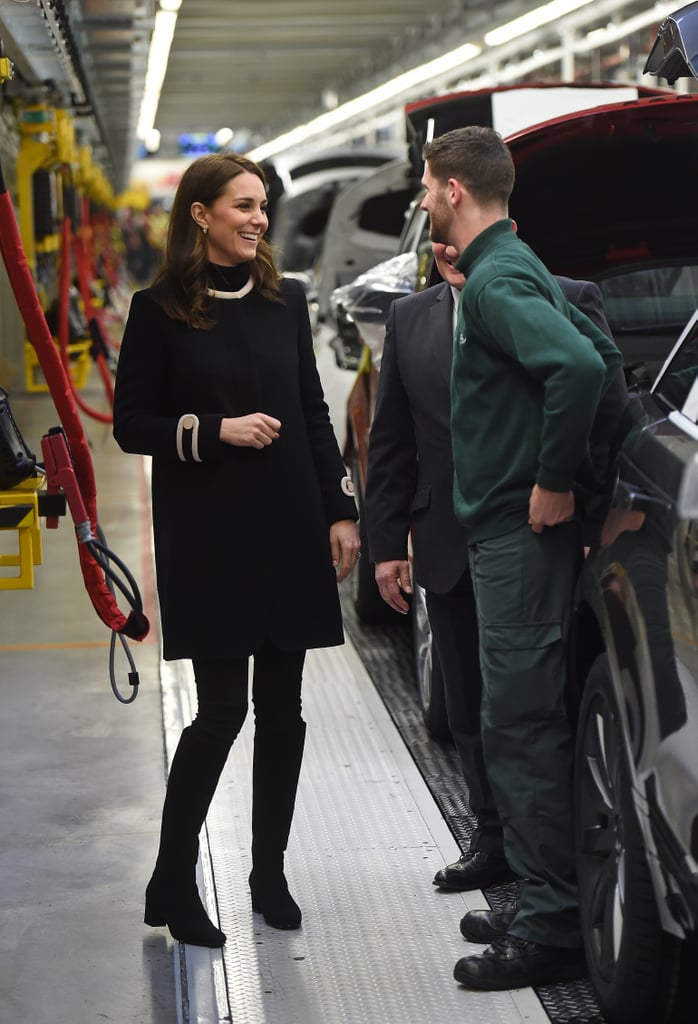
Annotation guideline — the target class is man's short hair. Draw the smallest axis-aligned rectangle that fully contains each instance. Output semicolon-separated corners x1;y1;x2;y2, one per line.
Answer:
423;126;515;207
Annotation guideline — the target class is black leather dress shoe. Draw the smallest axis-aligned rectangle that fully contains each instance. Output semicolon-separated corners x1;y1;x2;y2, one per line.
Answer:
454;934;587;990
460;905;518;943
433;851;517;891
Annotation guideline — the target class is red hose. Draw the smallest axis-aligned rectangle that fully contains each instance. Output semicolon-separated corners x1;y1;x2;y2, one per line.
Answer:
75;196;111;348
0;170;148;640
72;203;116;408
58;217;112;424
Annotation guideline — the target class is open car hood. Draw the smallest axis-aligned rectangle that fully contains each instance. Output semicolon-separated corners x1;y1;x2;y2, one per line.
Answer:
405;82;670;184
505;93;698;280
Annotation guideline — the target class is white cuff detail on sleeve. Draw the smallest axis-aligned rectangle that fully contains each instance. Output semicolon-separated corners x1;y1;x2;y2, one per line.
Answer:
340;475;354;496
176;414;203;462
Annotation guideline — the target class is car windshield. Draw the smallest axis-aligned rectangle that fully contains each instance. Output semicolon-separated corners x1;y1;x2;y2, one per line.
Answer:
597;263;698;373
599;264;698;332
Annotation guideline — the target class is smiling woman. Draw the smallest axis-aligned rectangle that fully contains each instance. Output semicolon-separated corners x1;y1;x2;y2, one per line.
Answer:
112;151;359;949
190;172;269;268
146;154;283;326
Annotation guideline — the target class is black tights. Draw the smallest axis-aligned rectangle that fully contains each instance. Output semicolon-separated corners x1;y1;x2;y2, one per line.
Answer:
190;636;306;748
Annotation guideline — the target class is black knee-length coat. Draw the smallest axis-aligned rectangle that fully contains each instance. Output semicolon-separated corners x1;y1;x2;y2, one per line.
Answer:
113;274;357;660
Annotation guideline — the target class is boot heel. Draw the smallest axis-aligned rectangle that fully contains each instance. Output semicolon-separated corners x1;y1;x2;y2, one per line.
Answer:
144;881;167;926
144;908;168;926
142;905;166;929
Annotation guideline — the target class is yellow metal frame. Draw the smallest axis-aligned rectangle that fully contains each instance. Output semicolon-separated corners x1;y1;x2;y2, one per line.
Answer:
0;477;44;589
24;338;92;393
0;56;14;83
17;104;59;277
16;104;117;392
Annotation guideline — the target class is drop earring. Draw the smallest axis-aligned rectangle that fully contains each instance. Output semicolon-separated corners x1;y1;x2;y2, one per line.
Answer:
201;224;208;235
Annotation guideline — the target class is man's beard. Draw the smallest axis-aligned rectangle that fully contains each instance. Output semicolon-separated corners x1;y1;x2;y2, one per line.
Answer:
428;200;452;246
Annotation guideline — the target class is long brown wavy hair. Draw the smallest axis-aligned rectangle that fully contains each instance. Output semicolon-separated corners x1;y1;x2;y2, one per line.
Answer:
151;153;282;327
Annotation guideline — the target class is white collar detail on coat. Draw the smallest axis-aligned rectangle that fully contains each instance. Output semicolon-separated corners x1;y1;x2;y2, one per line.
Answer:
205;277;254;299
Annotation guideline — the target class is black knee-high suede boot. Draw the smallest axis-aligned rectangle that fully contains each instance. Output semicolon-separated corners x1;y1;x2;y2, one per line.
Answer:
249;720;306;929
144;725;231;947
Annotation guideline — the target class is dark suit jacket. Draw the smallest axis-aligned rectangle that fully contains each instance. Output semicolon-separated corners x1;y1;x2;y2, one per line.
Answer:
365;276;628;593
366;281;462;592
555;277;630;506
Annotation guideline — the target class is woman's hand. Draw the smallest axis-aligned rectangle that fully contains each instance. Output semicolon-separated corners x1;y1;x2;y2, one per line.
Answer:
330;519;361;583
220;413;281;448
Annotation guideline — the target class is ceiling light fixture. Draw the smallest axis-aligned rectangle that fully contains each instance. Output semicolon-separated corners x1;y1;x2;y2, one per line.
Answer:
144;128;161;153
215;127;234;148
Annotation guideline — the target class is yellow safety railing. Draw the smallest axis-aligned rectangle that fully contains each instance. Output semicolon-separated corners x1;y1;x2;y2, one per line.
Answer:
0;476;44;589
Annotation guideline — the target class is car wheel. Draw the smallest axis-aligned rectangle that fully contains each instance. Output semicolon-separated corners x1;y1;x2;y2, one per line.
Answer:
352;461;402;626
412;584;450;740
575;653;682;1024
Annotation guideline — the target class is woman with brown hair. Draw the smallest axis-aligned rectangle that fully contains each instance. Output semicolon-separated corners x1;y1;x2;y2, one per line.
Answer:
113;153;359;948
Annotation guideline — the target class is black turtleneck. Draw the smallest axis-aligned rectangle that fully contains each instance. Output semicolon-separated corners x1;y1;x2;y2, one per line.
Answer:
206;261;251;291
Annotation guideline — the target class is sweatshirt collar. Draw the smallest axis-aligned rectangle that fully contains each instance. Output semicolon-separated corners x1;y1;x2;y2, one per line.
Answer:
455;218;517;277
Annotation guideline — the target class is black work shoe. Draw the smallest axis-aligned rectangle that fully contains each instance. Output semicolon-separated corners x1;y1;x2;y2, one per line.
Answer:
454;934;587;990
433;851;517;892
460;905;518;943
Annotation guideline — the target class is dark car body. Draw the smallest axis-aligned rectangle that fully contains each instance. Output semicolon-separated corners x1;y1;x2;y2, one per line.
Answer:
564;20;698;1023
570;312;698;1024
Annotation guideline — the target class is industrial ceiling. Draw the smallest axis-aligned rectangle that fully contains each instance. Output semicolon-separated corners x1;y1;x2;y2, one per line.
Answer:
0;0;686;193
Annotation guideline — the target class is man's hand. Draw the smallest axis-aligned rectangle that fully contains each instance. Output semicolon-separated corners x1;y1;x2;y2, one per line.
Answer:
528;484;574;533
375;559;412;614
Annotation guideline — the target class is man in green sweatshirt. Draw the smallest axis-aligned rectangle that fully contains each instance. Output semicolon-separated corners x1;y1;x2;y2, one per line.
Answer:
420;125;622;992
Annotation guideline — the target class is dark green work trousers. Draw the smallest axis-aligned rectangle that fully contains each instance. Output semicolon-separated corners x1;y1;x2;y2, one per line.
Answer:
469;520;581;947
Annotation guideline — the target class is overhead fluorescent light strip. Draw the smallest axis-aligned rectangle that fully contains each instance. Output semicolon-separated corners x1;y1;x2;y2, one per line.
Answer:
137;4;180;141
484;0;597;46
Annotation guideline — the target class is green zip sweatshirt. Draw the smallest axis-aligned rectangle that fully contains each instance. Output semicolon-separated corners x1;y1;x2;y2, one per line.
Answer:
452;219;622;542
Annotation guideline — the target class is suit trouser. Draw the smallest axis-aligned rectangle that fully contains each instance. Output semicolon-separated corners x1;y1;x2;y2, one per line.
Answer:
426;572;504;856
468;521;582;947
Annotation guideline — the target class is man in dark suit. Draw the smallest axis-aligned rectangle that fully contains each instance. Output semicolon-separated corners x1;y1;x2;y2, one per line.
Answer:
365;242;626;898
